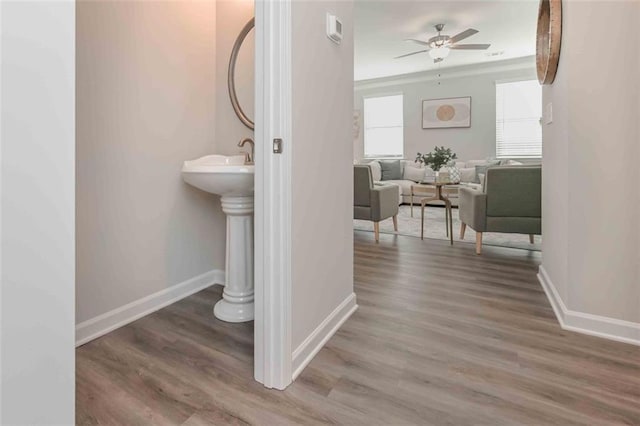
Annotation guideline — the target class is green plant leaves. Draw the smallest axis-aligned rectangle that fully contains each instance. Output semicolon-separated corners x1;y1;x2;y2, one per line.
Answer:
415;146;457;171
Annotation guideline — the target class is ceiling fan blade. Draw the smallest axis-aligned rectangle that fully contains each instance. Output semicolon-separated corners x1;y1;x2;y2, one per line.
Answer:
394;49;429;59
449;28;479;44
450;43;491;50
404;38;430;46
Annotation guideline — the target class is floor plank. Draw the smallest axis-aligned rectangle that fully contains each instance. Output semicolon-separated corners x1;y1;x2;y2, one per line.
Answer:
76;231;640;425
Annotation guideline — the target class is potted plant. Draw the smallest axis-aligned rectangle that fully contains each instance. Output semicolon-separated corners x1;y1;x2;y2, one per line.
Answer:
415;146;458;172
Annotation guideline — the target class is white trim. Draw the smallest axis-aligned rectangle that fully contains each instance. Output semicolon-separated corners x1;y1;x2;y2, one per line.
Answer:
537;266;565;325
292;293;358;380
253;0;293;390
494;76;539;85
355;56;536;91
0;2;3;412
538;266;640;346
75;270;224;347
361;90;404;100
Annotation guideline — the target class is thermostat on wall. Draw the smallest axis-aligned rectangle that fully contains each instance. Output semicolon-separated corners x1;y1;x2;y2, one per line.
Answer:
326;13;343;44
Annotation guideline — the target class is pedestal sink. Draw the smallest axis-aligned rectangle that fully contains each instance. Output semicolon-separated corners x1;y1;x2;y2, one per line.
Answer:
182;155;254;323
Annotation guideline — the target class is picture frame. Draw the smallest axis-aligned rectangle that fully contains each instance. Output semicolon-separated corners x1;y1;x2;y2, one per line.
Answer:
422;96;472;129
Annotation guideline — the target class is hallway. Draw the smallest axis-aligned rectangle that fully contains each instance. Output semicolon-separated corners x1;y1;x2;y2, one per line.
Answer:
77;232;640;425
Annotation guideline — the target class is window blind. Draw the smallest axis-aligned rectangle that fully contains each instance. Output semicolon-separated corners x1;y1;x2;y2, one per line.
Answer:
496;80;542;158
364;94;403;158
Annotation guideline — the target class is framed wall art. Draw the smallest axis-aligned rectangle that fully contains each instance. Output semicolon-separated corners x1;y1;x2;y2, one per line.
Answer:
422;97;472;129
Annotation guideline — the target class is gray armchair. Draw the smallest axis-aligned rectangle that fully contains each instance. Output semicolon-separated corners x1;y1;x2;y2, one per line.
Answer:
459;166;541;254
354;165;398;242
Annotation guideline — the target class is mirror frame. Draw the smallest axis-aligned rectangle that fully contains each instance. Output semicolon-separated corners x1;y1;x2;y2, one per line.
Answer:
536;0;562;85
228;17;255;130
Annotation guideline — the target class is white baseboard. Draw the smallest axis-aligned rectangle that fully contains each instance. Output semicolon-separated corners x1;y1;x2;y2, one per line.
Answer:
538;266;640;346
292;293;358;380
76;269;225;347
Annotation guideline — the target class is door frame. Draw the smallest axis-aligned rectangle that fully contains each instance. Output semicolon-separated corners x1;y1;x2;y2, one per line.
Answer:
253;0;293;390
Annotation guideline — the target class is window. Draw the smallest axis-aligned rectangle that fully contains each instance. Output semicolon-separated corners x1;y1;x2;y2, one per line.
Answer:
364;94;403;158
496;80;542;158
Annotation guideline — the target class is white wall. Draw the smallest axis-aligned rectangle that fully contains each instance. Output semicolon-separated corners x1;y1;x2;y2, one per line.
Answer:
541;0;640;342
215;0;254;155
291;0;356;357
76;2;225;325
1;2;75;423
565;0;639;323
354;57;536;162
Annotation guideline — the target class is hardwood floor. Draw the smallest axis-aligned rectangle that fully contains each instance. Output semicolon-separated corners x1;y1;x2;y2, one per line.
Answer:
76;231;640;425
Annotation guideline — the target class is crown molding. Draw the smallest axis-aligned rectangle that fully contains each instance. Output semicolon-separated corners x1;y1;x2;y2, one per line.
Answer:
355;56;536;91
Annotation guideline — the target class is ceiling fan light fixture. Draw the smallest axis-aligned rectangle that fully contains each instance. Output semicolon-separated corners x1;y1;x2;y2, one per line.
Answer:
429;46;450;59
397;24;484;63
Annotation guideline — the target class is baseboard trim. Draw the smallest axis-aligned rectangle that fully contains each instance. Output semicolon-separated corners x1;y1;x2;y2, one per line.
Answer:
76;269;225;347
292;293;358;380
537;266;567;325
538;266;640;346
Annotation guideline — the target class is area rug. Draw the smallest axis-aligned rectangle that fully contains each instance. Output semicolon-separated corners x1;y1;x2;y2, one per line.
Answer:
354;204;541;251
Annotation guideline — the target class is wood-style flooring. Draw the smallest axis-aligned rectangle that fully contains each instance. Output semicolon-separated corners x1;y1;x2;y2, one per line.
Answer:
76;231;640;425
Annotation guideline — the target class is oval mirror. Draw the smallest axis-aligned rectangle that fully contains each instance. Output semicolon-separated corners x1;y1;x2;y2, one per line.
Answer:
228;18;255;130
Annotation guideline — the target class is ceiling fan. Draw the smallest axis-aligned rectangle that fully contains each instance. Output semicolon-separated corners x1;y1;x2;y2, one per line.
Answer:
395;24;491;63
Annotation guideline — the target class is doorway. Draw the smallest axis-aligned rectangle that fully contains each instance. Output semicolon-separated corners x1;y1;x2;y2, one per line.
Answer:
352;1;543;253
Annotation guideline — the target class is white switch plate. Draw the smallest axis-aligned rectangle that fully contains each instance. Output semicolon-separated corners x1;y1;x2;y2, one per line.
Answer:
545;102;553;124
326;13;342;44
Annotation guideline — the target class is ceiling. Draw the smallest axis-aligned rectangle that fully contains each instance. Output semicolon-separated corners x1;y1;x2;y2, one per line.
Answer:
354;0;539;81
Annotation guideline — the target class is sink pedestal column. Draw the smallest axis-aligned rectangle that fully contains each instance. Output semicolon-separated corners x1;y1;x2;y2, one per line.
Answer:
214;195;254;322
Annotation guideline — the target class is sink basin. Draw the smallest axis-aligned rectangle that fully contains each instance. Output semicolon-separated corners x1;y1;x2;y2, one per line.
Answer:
182;155;254;196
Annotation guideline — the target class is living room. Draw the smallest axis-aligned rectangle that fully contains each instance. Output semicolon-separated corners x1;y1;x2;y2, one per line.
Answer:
352;0;543;253
346;2;639;422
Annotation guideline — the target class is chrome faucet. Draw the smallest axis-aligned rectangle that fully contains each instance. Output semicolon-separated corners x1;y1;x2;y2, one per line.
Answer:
237;138;255;164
